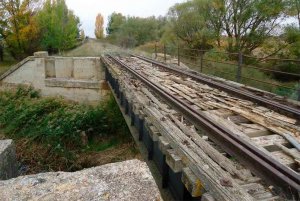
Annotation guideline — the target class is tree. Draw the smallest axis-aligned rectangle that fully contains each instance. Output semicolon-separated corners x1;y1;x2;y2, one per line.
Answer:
37;0;80;54
167;0;286;54
221;0;285;53
0;0;42;59
168;0;217;50
106;13;162;47
94;13;104;39
80;29;85;41
106;12;126;36
116;16;160;48
285;0;300;29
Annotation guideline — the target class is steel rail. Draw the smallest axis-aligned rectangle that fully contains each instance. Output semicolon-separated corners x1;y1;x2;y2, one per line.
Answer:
107;54;300;198
133;54;300;120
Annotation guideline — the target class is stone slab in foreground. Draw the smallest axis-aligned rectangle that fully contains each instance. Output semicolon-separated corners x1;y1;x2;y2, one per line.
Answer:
0;139;18;180
0;159;162;201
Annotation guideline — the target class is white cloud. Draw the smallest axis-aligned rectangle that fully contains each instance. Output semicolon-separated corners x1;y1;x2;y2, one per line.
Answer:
65;0;186;37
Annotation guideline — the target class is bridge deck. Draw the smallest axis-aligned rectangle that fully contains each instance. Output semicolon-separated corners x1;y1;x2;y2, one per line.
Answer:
102;55;300;200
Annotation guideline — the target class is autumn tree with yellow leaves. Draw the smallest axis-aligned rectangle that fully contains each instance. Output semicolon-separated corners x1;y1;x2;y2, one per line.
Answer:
95;13;104;39
0;0;80;59
0;0;41;59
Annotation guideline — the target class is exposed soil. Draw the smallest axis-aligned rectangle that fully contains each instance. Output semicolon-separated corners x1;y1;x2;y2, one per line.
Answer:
0;133;141;175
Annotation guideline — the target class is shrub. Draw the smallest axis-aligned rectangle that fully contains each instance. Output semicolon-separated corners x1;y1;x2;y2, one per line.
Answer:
0;87;130;156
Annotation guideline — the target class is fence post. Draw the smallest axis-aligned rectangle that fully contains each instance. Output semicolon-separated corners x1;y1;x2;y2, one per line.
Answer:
154;43;157;59
298;81;300;101
236;51;243;83
164;44;167;63
200;50;204;73
177;44;180;66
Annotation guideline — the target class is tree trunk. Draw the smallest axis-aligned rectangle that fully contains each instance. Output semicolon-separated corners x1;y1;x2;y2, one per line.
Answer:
0;44;3;62
295;0;300;29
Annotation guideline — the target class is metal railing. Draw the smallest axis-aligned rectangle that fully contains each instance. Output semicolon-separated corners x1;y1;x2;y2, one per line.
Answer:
153;44;300;101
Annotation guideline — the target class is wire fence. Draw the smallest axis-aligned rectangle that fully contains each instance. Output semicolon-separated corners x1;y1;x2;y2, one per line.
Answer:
153;44;300;101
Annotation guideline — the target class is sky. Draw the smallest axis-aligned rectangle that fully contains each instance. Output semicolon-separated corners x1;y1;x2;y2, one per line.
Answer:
65;0;187;37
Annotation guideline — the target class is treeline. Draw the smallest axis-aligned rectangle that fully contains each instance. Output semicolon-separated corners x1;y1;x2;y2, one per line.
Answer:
105;13;166;48
105;0;300;59
0;0;82;60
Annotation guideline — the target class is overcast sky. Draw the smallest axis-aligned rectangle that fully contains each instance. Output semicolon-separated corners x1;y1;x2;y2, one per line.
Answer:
65;0;187;37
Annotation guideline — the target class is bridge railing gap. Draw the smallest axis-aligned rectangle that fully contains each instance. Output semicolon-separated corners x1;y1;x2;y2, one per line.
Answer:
154;44;300;101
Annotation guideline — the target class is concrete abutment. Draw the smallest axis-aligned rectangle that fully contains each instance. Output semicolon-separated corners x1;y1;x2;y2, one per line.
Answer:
0;52;110;105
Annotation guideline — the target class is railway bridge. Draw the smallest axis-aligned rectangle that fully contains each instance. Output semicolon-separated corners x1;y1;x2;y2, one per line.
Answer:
102;54;300;201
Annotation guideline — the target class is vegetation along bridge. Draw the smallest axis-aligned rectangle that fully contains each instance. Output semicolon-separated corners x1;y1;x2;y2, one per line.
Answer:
102;53;300;201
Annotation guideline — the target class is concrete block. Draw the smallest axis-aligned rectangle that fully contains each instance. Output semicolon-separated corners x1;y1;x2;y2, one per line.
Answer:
0;159;162;201
55;57;73;78
95;58;104;80
45;59;56;78
0;140;18;180
34;51;48;57
73;58;98;80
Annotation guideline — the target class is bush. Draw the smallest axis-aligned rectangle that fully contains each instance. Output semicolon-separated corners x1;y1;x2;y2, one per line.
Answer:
0;87;130;155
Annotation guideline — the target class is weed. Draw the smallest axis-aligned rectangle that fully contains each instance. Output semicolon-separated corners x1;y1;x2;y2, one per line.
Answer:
0;87;133;172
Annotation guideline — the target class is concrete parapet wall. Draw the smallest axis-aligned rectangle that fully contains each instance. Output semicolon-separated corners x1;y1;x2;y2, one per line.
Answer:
0;54;109;105
0;140;18;180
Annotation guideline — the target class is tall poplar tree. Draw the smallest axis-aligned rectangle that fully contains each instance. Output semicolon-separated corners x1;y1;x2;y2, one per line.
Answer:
94;13;104;39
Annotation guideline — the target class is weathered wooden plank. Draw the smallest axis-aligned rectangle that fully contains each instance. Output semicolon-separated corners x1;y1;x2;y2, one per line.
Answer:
158;136;171;155
182;167;205;197
166;149;184;173
169;114;252;181
251;135;288;149
144;106;254;201
271;149;297;167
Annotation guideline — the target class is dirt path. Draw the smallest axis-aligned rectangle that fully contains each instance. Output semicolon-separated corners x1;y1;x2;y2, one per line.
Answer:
63;39;123;57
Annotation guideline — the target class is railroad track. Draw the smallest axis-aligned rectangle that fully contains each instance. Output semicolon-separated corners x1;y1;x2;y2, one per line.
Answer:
133;54;300;121
104;54;300;200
